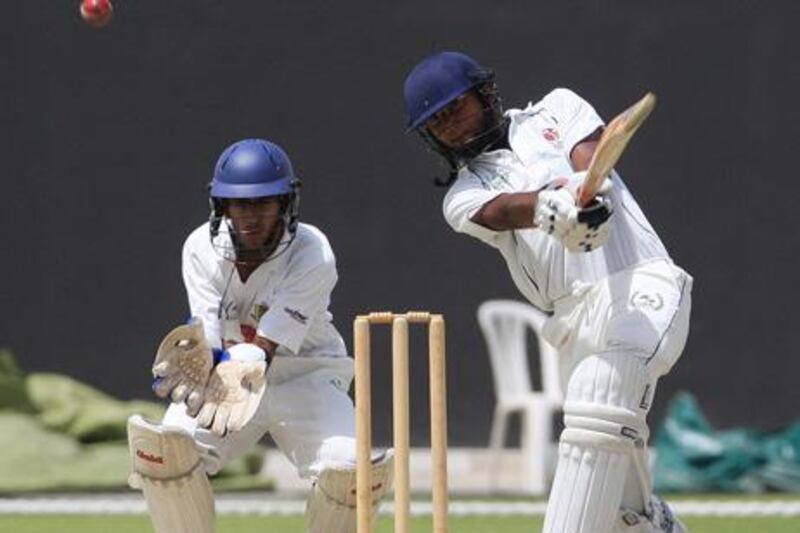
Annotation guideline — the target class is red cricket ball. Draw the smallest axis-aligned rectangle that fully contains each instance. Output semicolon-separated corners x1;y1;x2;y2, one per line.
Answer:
80;0;113;28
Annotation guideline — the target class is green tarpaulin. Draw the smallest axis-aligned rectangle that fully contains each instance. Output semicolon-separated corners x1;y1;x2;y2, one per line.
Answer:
0;351;266;493
654;391;800;493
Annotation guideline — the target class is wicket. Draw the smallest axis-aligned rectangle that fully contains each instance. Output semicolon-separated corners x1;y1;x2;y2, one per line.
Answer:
354;311;449;533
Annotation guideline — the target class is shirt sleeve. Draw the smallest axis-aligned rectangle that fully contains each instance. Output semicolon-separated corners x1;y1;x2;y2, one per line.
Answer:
257;249;337;355
442;176;504;247
544;88;604;156
181;235;224;349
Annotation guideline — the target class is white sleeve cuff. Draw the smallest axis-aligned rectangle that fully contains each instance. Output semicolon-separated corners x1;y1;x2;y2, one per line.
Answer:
257;306;310;355
458;214;501;246
563;117;603;158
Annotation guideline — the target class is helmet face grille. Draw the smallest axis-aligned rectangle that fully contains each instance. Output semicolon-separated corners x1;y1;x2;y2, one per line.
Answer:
416;79;508;187
208;190;300;266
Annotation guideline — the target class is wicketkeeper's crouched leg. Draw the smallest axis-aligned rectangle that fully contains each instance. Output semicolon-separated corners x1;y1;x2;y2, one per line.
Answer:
305;443;394;533
127;415;216;533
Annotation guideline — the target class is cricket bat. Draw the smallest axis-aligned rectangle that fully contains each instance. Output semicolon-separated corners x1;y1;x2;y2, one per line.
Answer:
578;92;657;207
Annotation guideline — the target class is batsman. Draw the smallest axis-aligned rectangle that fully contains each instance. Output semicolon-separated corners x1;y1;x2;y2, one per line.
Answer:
403;52;692;533
127;139;393;533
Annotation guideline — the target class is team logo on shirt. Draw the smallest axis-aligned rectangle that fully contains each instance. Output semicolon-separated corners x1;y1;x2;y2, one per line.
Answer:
240;324;257;342
220;300;238;320
238;303;270;342
541;127;563;149
542;128;559;142
284;307;308;325
630;291;664;311
249;304;269;323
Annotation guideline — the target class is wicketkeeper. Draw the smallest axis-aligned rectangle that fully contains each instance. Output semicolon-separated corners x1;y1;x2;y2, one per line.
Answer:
403;51;692;533
127;138;393;533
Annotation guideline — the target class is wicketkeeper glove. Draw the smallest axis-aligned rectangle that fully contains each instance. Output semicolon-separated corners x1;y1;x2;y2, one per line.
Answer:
192;343;267;437
151;319;268;437
151;319;214;415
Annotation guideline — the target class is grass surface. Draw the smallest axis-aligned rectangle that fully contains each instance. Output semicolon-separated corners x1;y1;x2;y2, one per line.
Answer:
1;515;799;532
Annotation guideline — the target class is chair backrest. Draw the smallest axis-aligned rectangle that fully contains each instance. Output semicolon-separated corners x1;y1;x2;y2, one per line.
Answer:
477;300;562;403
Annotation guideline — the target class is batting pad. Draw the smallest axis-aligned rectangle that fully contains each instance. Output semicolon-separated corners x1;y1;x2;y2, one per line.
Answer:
127;415;215;533
543;353;655;533
306;450;394;533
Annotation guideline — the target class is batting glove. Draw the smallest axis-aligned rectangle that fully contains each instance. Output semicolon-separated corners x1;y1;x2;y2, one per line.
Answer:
534;180;614;252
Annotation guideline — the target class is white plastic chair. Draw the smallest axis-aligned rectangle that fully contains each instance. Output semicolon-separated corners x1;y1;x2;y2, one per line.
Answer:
477;299;563;494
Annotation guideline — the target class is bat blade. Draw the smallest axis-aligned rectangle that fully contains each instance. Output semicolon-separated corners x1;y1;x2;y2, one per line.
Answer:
579;92;657;207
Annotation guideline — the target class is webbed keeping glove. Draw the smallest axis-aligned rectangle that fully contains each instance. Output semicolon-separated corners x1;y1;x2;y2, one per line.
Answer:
193;343;267;437
151;319;214;415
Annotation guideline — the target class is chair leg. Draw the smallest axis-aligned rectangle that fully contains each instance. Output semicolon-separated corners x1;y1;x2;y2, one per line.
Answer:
488;408;508;491
521;403;550;495
489;408;508;450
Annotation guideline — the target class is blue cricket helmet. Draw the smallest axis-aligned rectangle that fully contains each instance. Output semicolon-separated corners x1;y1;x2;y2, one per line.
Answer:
403;51;494;131
208;138;302;263
210;139;295;199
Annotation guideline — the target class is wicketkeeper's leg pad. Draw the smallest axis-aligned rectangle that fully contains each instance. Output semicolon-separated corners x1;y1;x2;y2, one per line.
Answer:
127;415;215;533
305;450;394;533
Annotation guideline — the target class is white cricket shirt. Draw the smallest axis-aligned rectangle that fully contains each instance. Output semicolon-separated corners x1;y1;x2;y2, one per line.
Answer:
443;88;669;311
181;222;348;358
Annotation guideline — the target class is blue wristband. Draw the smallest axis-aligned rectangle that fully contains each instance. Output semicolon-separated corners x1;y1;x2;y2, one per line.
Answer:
213;348;231;365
